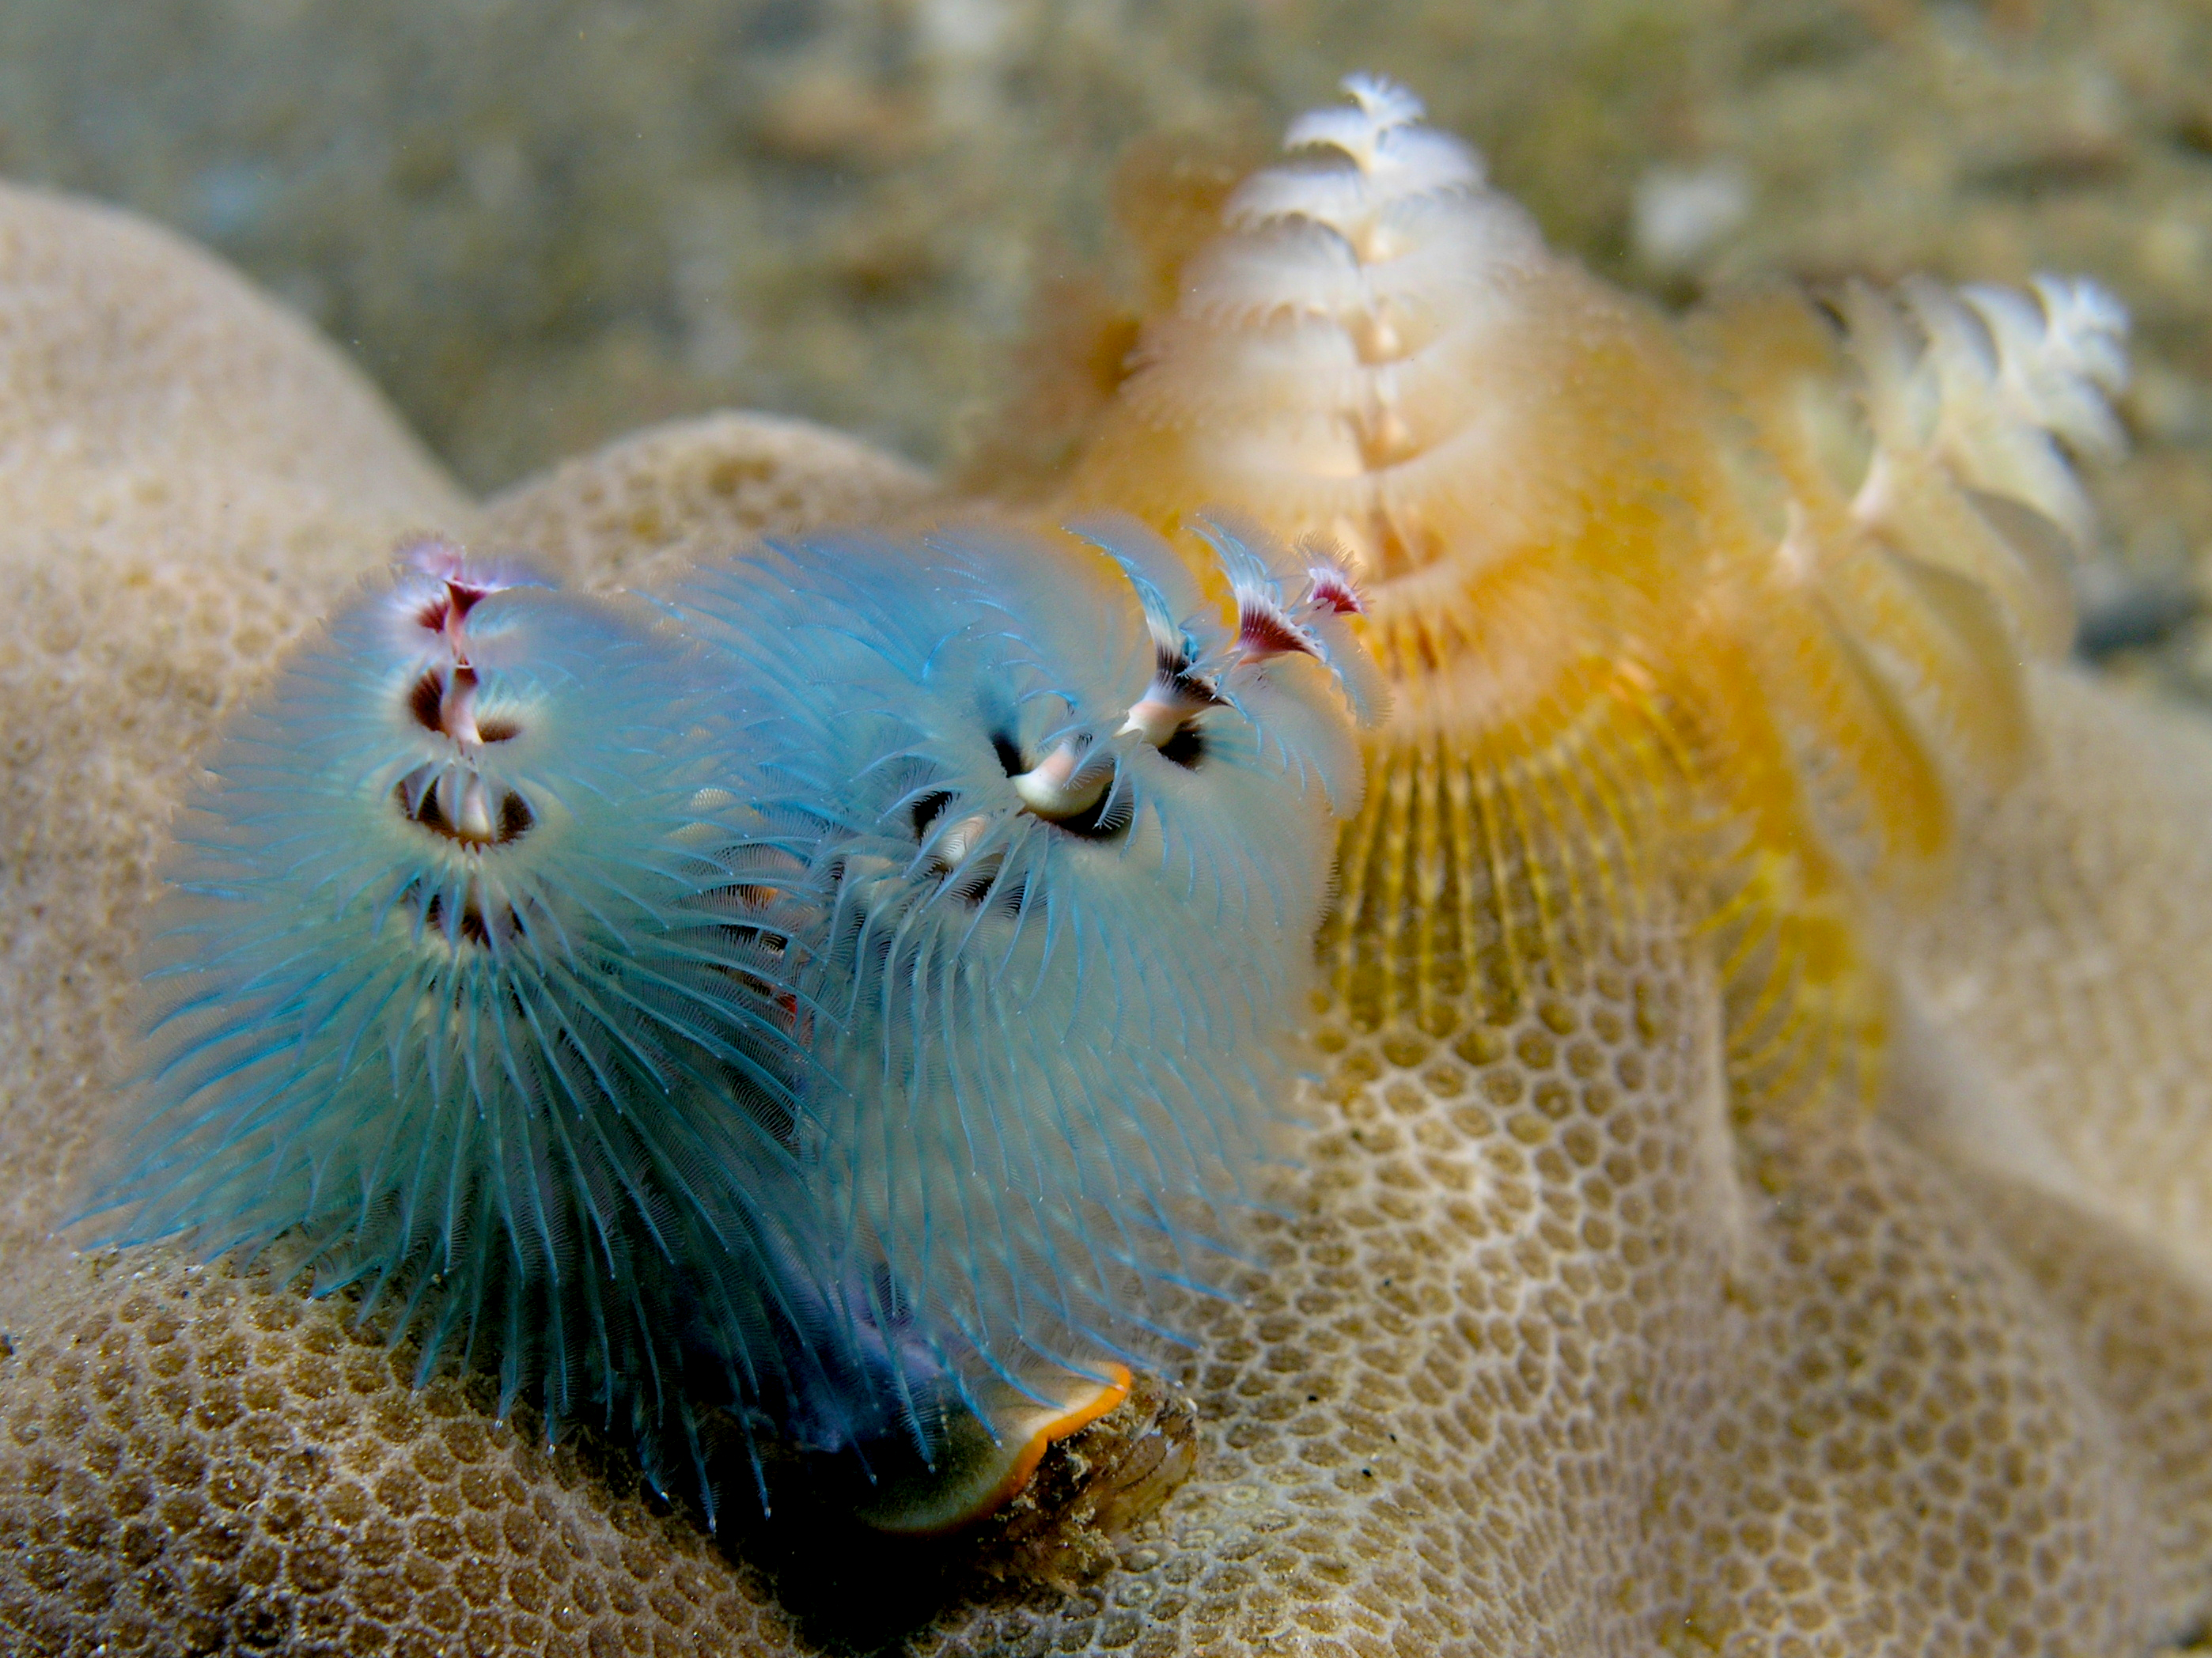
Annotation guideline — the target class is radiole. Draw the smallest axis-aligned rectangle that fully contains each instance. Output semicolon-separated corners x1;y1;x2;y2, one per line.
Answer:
1055;74;2128;1119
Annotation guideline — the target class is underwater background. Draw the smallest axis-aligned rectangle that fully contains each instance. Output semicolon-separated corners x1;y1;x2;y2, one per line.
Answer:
2;0;2206;692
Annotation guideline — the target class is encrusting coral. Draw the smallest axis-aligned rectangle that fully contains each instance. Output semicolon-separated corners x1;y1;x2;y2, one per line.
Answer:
2;73;2211;1658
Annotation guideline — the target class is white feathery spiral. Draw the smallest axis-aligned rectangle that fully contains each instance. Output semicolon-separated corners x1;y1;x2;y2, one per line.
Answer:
1110;74;1547;581
1850;273;2131;555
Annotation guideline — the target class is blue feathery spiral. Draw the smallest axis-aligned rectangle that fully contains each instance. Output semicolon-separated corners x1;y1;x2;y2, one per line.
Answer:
82;541;857;1518
88;517;1377;1519
669;513;1376;1450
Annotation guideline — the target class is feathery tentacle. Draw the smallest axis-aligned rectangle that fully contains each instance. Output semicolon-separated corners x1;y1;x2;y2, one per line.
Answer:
665;517;1368;1512
83;544;875;1513
94;517;1373;1527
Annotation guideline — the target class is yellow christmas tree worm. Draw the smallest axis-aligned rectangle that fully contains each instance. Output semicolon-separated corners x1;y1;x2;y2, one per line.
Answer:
1056;74;2127;1126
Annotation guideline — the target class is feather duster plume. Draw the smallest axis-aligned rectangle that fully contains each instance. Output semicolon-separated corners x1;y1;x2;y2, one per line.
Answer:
667;514;1373;1513
85;518;1375;1524
1061;75;2131;1116
80;540;858;1520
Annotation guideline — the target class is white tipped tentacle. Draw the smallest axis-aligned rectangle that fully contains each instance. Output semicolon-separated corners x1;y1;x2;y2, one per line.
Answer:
1062;513;1381;809
1850;273;2131;555
1293;539;1391;729
1119;683;1216;746
1305;546;1366;617
1244;74;1484;241
1080;75;1545;585
1065;514;1233;748
1960;276;2129;463
1839;271;2131;659
1185;513;1390;733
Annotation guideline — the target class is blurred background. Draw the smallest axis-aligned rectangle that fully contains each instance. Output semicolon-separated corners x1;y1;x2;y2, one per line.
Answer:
2;0;2206;679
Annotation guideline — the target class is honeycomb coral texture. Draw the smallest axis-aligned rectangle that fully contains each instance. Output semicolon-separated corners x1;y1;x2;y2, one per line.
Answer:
0;1256;797;1658
904;923;1736;1656
478;412;935;593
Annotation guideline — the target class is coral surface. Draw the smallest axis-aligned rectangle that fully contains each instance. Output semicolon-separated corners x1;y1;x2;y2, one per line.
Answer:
2;66;2212;1658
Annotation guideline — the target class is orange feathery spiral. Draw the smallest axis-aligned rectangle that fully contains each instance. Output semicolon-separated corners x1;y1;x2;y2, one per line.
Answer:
1054;74;2127;1119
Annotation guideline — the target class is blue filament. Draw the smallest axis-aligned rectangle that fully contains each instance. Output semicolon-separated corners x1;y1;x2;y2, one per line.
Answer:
85;517;1363;1520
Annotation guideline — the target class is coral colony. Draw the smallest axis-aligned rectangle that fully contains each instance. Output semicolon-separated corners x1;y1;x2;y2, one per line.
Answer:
83;517;1377;1527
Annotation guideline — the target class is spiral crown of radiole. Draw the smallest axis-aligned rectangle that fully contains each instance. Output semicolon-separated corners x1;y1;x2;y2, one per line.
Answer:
1062;74;2130;1116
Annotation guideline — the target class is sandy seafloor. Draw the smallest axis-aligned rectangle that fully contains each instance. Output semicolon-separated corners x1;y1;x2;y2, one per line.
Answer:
0;0;2206;689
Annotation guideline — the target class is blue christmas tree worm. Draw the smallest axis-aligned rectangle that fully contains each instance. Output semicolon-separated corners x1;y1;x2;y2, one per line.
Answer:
84;517;1377;1531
